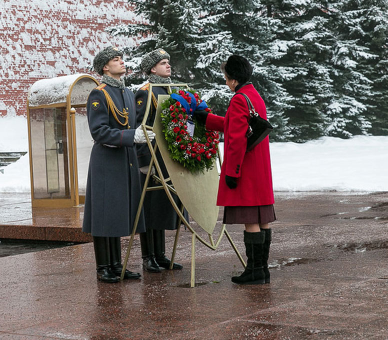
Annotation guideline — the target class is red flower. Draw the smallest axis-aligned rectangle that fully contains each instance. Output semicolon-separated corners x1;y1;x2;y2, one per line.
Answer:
180;144;186;150
169;105;175;111
176;136;182;143
206;153;212;159
178;114;184;120
191;153;196;158
173;127;180;133
176;101;181;107
180;130;186;135
197;155;201;161
172;119;178;123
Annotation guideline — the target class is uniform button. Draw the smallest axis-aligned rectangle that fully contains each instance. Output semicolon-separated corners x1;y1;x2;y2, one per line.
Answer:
130;163;133;166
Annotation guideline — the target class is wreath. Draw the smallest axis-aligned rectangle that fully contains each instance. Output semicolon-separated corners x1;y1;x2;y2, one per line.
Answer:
160;89;220;174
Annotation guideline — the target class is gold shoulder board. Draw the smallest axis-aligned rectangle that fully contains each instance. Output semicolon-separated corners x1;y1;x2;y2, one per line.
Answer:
96;84;107;90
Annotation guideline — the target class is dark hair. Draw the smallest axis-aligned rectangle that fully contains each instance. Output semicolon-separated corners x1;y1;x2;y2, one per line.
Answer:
221;55;253;84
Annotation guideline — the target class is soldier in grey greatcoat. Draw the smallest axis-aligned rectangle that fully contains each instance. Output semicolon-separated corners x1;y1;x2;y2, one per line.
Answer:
83;46;155;283
135;49;185;272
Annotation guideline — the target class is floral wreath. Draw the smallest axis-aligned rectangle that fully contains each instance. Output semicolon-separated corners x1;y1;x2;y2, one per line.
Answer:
160;89;219;174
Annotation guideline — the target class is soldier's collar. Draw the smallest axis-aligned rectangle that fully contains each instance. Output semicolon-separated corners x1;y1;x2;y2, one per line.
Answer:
148;74;171;84
102;75;126;89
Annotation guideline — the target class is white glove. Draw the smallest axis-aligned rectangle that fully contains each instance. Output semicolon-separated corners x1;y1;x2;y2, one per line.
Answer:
139;166;156;175
134;126;155;144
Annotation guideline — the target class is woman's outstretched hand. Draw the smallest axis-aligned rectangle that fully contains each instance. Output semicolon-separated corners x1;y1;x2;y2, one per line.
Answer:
193;110;208;124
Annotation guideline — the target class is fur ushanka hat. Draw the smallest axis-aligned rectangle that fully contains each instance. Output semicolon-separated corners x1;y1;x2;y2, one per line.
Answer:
140;49;170;74
93;46;123;76
223;55;253;84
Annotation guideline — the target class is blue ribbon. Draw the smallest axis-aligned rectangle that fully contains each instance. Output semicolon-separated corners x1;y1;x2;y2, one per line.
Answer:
170;92;209;117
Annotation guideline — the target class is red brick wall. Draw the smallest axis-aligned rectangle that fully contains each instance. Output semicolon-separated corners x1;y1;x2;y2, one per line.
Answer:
0;0;139;117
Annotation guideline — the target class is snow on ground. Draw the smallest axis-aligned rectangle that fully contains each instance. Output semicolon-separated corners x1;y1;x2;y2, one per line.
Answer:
0;116;387;193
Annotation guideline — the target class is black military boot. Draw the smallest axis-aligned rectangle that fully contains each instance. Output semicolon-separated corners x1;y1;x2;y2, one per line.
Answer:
93;236;119;283
109;237;141;280
262;229;272;283
154;230;183;270
231;231;266;285
140;231;161;273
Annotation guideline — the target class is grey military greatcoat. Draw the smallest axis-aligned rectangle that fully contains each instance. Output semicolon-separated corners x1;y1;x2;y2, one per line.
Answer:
82;83;145;237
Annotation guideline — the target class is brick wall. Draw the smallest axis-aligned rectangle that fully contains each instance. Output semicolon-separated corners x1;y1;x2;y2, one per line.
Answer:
0;0;139;117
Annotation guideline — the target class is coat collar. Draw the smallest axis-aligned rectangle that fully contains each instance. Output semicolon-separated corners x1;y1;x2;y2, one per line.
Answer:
235;82;252;93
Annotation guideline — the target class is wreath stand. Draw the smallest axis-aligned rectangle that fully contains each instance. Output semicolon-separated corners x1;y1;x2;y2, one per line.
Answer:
121;84;245;287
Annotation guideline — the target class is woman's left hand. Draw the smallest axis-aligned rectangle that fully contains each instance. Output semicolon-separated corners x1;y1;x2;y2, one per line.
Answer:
225;175;238;189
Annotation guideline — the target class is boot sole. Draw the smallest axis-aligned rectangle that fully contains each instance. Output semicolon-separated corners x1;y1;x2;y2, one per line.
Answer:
232;279;266;285
143;267;162;273
97;277;120;283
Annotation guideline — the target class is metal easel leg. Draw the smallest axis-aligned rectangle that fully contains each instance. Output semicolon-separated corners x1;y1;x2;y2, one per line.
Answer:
191;232;196;288
169;204;184;270
120;230;136;281
224;228;246;268
170;226;181;270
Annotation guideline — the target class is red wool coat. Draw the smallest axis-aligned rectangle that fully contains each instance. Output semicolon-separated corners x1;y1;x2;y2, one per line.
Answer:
206;84;274;207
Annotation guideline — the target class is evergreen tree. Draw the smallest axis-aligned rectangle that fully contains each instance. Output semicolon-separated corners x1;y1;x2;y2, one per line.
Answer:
339;0;388;135
325;0;377;137
267;0;336;141
108;0;388;142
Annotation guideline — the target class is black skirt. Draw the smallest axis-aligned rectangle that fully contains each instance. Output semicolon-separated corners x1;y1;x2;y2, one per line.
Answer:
223;205;276;225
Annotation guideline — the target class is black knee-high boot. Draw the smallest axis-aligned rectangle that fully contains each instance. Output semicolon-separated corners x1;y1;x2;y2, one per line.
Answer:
109;237;141;279
93;236;119;283
231;231;266;285
140;231;161;273
262;229;272;283
154;230;183;270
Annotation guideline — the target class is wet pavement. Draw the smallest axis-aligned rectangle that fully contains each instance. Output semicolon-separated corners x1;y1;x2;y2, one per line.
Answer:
1;191;388;339
0;239;74;258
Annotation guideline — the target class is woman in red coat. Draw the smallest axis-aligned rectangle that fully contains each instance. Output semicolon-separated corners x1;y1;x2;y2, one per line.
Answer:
194;55;275;285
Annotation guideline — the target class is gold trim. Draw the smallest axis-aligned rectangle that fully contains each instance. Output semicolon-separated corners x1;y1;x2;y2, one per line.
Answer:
101;88;129;127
